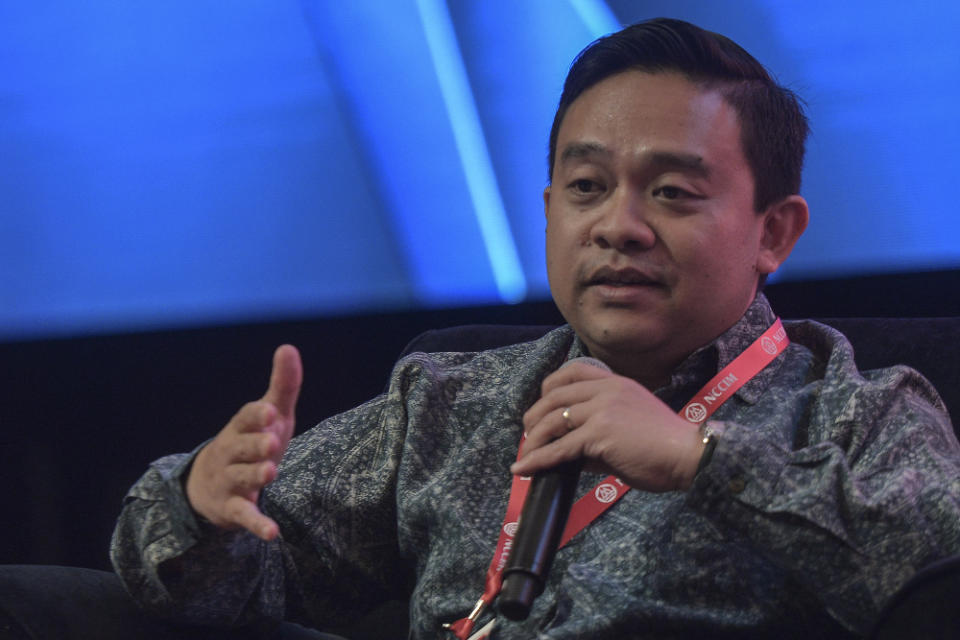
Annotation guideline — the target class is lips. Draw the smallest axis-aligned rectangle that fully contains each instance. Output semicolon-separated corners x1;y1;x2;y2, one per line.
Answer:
584;266;662;287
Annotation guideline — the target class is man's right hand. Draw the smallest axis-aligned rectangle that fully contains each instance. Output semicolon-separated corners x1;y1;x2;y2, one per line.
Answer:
186;344;302;541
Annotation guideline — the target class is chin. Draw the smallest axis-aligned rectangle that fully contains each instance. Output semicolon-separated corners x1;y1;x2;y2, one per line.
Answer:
579;321;665;359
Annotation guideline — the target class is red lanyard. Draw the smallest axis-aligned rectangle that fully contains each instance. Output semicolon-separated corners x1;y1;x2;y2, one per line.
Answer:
445;319;789;639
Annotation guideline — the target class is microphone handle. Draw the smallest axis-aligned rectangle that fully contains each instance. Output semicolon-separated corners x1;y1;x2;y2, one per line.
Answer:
498;458;581;621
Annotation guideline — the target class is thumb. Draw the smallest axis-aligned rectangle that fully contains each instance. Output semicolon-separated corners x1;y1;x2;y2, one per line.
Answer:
263;344;302;420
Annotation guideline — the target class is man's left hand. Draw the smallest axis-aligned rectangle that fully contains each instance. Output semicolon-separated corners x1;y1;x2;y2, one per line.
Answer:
512;360;705;492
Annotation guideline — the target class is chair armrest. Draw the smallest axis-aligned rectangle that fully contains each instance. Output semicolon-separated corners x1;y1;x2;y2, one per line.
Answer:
869;554;960;639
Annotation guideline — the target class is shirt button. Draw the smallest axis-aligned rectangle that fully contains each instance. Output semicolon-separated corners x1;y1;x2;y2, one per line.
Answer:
728;476;747;494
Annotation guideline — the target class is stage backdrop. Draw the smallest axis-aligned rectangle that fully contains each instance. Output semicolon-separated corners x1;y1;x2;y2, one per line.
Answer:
2;0;958;341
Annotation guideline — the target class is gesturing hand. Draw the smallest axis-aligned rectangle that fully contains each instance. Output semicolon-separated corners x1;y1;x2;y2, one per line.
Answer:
512;360;705;492
186;344;302;541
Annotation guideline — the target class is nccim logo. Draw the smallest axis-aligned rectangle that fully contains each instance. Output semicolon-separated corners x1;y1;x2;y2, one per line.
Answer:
761;336;778;355
684;402;707;424
595;483;619;503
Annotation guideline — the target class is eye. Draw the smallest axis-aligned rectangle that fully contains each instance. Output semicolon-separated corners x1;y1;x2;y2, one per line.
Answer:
652;185;688;200
570;178;600;193
568;179;604;195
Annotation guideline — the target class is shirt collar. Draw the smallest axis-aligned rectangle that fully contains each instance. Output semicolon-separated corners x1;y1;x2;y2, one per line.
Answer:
665;293;780;405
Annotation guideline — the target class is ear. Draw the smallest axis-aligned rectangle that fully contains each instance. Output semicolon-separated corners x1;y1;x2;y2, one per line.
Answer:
756;195;809;276
543;185;552;223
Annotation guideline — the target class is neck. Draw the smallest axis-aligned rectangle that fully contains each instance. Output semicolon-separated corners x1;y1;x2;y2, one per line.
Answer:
587;346;682;391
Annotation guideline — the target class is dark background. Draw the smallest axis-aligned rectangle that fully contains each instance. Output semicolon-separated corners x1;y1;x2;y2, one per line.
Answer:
1;268;958;572
5;2;960;344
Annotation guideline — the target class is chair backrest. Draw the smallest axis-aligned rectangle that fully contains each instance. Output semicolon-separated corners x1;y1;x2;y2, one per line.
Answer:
400;318;960;434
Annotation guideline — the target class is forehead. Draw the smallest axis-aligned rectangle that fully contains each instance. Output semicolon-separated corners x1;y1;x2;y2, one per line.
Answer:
554;71;745;175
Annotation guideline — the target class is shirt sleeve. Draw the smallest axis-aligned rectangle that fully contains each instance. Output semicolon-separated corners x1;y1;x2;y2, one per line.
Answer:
687;362;960;634
109;390;411;629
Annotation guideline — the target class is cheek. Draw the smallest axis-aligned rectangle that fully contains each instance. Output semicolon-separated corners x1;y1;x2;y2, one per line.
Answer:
544;229;558;270
545;221;584;307
670;222;752;289
700;230;762;291
544;228;566;286
545;220;578;264
668;223;713;269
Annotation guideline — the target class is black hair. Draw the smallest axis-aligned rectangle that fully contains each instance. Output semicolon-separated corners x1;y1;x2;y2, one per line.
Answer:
547;18;808;212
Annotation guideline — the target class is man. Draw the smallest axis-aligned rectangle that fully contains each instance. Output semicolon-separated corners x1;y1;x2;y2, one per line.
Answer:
110;18;959;639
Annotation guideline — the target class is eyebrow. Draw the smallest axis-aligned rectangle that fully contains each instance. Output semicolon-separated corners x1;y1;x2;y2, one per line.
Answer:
648;151;710;179
558;142;611;166
558;143;710;179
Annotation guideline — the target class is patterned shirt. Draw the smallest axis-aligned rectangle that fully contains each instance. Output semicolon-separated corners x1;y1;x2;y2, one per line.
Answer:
110;294;960;638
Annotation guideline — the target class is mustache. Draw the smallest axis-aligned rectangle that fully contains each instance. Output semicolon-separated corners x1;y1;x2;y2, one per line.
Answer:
583;265;664;286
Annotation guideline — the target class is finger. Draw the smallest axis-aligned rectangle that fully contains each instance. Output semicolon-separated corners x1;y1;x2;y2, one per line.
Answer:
263;344;303;420
541;360;612;396
512;426;589;477
228;432;280;463
224;495;280;541
523;378;605;431
523;405;578;453
230;401;278;435
225;460;277;492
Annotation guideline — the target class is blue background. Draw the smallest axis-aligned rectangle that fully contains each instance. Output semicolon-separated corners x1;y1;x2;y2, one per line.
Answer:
2;0;958;341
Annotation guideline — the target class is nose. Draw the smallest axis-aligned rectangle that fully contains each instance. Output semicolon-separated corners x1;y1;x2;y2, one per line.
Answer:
590;191;656;252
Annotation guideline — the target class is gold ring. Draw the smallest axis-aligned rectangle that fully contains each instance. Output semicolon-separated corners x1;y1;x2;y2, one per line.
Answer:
561;407;573;429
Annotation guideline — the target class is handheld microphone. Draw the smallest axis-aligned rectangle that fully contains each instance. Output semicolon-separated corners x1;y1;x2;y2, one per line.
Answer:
498;356;610;621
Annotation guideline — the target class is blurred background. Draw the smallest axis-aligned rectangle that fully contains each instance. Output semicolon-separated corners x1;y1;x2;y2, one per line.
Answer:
1;1;958;571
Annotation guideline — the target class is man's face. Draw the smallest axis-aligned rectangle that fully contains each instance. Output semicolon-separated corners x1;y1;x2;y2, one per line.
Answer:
545;70;771;385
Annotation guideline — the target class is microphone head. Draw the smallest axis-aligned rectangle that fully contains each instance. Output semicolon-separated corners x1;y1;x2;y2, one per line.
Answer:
560;355;611;372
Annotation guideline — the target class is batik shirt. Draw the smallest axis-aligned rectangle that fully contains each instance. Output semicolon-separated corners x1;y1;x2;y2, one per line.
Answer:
111;295;960;638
